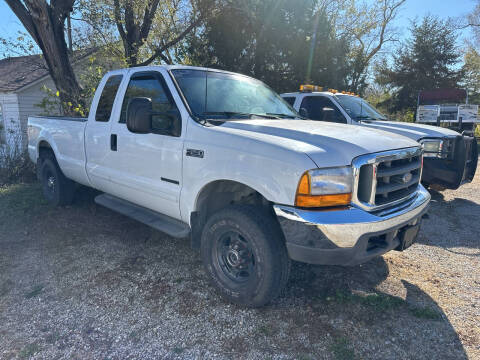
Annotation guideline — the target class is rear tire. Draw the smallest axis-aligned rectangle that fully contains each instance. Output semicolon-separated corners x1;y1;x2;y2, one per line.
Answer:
40;156;75;206
200;205;290;307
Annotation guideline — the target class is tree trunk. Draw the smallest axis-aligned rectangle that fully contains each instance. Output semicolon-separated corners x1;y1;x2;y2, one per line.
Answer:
6;0;84;115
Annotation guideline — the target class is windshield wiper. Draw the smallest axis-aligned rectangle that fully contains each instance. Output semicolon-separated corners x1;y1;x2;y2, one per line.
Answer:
355;115;378;122
200;112;281;120
266;113;297;119
201;111;250;119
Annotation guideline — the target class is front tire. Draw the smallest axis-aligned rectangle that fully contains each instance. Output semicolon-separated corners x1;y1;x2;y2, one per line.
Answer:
40;157;75;206
200;205;290;307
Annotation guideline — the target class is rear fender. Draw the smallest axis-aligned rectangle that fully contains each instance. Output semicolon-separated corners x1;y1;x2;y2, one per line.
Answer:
36;133;61;163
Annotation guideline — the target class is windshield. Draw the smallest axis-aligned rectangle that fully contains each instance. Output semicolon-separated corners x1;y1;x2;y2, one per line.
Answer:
335;95;387;121
171;69;298;120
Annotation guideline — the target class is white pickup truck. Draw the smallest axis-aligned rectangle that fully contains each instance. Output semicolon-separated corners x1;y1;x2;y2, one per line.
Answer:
28;66;430;307
282;89;478;190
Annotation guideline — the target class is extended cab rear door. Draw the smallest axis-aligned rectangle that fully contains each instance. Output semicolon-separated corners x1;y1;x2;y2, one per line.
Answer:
105;68;185;220
85;70;125;191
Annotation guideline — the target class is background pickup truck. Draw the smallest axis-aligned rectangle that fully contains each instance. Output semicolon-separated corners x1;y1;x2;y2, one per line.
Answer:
28;66;430;307
282;89;478;190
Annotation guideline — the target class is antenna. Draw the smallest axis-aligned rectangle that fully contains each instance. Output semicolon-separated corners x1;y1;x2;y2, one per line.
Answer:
204;70;208;114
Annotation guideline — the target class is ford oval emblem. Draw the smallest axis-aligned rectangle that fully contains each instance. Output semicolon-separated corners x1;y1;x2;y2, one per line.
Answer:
402;172;413;184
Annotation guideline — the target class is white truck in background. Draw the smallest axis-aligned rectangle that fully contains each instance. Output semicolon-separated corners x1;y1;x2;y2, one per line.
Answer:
28;66;430;307
282;87;478;190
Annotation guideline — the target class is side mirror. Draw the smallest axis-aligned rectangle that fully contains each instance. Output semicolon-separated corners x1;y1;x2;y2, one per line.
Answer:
127;97;152;134
322;107;335;122
299;107;309;118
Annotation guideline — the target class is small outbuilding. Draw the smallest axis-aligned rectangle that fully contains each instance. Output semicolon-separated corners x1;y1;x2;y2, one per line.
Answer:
0;54;62;149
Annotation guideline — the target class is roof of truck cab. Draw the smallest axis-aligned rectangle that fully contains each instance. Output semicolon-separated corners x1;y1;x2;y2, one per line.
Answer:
126;64;257;79
281;91;337;97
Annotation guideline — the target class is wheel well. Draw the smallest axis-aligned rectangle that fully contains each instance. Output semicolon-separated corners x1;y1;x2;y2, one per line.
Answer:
36;141;55;180
190;180;272;249
38;141;54;159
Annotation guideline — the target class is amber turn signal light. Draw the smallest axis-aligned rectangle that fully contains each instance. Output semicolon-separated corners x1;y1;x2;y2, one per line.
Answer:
295;193;352;208
295;173;352;208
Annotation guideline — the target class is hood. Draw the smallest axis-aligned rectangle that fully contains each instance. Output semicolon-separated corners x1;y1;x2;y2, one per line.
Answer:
360;120;460;141
213;119;419;167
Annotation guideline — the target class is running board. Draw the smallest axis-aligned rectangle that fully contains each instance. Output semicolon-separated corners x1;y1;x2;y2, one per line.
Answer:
94;194;190;238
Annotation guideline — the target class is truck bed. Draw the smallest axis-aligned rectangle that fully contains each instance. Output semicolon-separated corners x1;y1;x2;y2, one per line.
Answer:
28;115;90;187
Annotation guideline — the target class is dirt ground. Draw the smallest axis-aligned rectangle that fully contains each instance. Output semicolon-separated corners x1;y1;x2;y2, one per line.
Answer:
0;167;479;359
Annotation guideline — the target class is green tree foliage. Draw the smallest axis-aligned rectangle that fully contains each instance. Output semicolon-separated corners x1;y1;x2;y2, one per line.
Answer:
77;0;210;67
460;2;480;104
462;47;480;103
331;0;406;93
186;0;403;94
376;16;462;112
187;0;351;93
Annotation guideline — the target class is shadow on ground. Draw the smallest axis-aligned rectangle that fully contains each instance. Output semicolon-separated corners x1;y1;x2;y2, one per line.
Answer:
417;187;480;254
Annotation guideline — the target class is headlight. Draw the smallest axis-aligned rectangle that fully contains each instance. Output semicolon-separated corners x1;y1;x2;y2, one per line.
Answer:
295;167;353;208
420;139;443;158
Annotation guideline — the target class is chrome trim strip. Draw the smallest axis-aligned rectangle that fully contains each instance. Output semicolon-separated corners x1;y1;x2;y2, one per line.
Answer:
368;163;378;205
351;147;423;212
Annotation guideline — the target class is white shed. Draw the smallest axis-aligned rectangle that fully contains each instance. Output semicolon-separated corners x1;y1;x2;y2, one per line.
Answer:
0;54;61;150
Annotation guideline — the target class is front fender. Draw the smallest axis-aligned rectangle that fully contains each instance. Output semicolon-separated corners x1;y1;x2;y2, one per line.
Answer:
179;149;315;224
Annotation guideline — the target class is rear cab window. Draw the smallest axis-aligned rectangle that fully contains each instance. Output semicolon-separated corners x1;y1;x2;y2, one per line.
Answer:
95;75;123;122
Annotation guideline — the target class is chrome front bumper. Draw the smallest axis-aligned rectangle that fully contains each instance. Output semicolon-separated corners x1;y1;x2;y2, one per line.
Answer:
274;185;431;266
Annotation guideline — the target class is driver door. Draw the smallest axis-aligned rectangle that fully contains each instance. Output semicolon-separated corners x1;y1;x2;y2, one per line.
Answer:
106;70;184;220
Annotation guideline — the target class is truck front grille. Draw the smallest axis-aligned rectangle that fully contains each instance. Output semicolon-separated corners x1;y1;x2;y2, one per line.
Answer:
353;147;423;211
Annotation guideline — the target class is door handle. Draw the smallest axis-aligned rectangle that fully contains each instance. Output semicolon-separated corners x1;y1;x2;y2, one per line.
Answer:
110;134;117;151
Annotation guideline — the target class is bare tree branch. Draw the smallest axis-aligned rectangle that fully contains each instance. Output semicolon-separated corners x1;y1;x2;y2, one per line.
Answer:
70;16;124;57
113;0;127;45
140;0;161;41
136;15;202;67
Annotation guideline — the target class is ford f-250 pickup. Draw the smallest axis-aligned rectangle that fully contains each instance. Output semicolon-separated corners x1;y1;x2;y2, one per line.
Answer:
28;66;430;307
282;88;478;190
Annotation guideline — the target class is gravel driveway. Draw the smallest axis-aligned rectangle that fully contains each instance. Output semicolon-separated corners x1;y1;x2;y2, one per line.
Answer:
0;165;479;359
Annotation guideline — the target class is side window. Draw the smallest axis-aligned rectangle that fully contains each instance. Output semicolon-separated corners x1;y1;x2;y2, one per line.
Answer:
300;96;347;124
283;97;296;106
95;75;123;122
120;74;179;134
